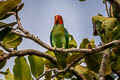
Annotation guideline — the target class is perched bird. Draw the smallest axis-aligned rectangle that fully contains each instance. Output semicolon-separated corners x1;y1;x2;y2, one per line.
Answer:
50;15;69;69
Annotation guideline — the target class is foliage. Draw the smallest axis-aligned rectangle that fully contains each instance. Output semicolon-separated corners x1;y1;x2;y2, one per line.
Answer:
79;0;86;2
13;57;32;80
28;55;44;78
0;0;120;80
5;68;14;80
0;0;21;20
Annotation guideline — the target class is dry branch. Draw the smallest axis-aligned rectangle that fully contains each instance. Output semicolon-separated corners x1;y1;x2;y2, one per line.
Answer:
36;68;58;80
0;49;57;65
99;49;110;80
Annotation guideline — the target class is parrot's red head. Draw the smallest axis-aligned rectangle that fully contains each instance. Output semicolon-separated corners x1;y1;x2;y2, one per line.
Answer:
54;15;64;24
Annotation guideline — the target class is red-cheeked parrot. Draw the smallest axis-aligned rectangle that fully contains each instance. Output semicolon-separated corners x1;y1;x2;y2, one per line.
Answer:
50;15;69;69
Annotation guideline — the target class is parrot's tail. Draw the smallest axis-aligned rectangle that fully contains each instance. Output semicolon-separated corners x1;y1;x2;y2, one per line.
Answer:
55;52;67;69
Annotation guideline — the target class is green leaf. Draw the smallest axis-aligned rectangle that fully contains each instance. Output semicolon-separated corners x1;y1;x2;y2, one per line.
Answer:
46;50;55;57
0;50;7;69
89;38;96;48
45;69;52;80
0;58;7;70
66;52;82;65
0;13;12;20
0;22;17;29
44;51;56;79
28;55;44;78
3;33;22;48
5;68;14;80
71;77;78;80
79;38;89;48
68;34;77;48
0;3;24;20
85;52;103;73
0;0;21;20
111;56;120;74
74;65;99;80
17;3;24;11
92;15;120;43
45;50;56;68
79;0;86;2
85;52;112;75
13;57;32;80
0;27;12;41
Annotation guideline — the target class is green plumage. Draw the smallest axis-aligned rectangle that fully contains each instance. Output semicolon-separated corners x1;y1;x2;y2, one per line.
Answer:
50;24;68;69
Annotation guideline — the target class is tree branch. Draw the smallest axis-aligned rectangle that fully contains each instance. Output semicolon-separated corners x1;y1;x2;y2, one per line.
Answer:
0;71;8;75
99;49;109;80
36;68;58;80
0;49;57;65
103;0;110;17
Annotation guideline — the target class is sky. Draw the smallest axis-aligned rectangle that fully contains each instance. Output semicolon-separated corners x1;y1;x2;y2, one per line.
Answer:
0;0;107;79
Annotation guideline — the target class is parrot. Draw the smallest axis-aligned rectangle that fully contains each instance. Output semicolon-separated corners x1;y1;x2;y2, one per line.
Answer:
50;15;69;69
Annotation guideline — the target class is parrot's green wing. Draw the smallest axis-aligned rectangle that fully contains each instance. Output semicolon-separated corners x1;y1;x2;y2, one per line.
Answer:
64;28;69;48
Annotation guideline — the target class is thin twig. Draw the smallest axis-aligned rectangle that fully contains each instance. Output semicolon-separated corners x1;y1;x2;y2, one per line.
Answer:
0;71;8;75
110;5;114;17
36;68;58;80
11;30;27;37
51;56;83;78
15;9;29;34
103;0;110;17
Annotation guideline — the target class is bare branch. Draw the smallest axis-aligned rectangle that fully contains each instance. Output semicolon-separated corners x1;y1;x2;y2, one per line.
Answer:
103;0;110;17
11;30;27;38
0;71;8;75
0;49;57;65
99;49;109;80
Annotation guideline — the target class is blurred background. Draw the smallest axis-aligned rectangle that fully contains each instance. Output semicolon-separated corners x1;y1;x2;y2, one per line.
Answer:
0;0;107;79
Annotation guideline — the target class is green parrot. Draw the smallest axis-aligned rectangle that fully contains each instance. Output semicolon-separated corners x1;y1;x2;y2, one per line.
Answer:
50;15;69;69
